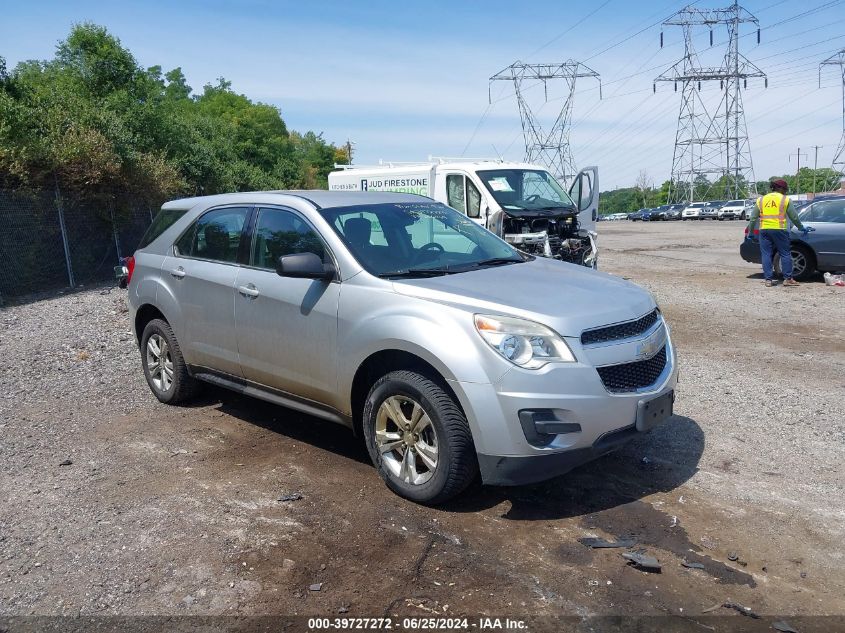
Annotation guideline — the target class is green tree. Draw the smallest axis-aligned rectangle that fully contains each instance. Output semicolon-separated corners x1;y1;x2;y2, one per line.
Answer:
0;23;346;205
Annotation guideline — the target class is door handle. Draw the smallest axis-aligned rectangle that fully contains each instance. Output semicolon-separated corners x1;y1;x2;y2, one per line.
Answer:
170;266;186;279
238;284;260;298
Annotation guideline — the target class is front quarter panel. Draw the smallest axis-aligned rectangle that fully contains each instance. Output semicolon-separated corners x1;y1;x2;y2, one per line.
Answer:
336;281;511;410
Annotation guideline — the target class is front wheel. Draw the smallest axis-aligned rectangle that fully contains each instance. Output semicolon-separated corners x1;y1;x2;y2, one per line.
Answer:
363;370;478;505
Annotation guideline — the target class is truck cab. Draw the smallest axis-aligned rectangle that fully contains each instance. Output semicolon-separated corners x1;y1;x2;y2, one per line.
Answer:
329;160;599;268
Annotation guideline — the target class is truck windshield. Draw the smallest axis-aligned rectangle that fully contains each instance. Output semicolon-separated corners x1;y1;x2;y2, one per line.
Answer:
476;169;575;211
318;202;524;277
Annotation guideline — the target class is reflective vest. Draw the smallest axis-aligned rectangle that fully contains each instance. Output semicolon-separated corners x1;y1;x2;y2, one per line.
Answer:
756;192;788;230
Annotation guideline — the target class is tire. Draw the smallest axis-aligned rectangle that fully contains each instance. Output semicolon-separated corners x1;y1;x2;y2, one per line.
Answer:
362;370;478;505
140;318;201;404
773;244;816;281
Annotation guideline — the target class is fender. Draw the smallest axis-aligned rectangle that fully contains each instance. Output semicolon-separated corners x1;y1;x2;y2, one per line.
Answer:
336;302;511;414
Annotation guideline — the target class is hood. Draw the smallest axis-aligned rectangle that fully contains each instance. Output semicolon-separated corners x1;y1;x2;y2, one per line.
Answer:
501;206;577;219
391;258;655;338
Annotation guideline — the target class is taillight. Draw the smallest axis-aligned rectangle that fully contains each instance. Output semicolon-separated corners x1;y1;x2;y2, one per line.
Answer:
125;255;136;284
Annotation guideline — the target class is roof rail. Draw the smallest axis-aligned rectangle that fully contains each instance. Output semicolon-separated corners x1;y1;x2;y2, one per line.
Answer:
333;156;506;170
427;155;504;164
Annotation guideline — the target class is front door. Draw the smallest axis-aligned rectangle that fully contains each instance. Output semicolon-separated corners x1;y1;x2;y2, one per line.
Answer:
568;166;599;233
162;205;251;376
234;206;340;404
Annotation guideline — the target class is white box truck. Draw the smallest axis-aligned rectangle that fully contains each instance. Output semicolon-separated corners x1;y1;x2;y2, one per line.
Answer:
328;159;599;268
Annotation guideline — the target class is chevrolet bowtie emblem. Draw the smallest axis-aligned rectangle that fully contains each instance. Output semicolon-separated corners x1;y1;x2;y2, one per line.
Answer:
636;329;664;360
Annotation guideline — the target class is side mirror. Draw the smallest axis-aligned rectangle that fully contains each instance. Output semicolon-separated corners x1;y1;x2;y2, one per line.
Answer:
276;252;335;280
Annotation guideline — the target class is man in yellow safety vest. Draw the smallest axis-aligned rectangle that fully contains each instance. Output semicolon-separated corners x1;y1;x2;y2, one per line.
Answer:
747;179;812;287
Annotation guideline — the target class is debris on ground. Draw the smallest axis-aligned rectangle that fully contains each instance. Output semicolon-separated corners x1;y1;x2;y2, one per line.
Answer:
727;552;739;561
772;620;800;633
721;601;761;619
621;551;661;573
278;493;304;502
700;536;717;550
58;459;73;466
309;583;322;592
338;605;349;614
682;561;705;570
579;537;637;549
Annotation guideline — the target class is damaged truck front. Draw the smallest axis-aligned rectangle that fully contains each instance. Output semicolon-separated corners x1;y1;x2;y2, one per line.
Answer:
479;167;598;268
328;160;600;269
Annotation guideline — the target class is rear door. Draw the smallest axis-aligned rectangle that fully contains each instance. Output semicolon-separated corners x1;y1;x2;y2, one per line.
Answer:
802;199;845;269
162;205;251;376
568;166;599;232
234;206;340;404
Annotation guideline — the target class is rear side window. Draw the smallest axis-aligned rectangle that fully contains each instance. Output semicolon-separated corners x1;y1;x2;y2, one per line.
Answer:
174;207;249;263
137;209;188;249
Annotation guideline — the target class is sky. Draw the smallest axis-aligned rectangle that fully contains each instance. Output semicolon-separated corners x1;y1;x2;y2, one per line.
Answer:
2;0;844;191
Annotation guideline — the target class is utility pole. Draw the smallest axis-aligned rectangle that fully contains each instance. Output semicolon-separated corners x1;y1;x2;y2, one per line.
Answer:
490;61;601;184
344;139;355;165
789;147;807;193
655;1;766;203
810;145;823;194
819;49;845;174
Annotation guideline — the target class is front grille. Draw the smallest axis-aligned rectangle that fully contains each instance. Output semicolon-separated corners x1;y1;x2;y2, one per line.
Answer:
581;309;660;346
596;345;667;393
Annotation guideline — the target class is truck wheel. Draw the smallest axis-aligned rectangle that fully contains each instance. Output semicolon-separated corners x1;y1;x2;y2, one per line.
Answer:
363;370;478;505
140;319;201;404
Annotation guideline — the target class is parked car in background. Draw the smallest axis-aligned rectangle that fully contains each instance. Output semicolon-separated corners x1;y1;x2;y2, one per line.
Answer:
641;208;656;221
701;201;724;220
650;205;671;221
609;212;629;221
628;209;648;221
682;202;707;220
664;204;685;220
120;190;678;504
718;200;746;220
740;196;845;280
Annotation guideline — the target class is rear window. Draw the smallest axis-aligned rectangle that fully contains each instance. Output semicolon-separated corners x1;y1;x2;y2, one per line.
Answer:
137;208;188;250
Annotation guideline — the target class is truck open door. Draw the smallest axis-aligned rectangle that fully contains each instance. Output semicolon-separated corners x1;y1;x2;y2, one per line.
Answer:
568;167;599;234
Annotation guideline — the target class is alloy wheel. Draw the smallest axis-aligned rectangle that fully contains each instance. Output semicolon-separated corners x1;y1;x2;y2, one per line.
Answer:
375;396;439;485
791;249;807;278
146;333;174;392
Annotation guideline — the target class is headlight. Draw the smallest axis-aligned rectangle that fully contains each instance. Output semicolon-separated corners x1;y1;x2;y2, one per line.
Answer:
474;314;576;369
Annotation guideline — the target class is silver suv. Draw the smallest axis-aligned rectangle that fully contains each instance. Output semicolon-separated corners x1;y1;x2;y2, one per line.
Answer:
125;191;677;504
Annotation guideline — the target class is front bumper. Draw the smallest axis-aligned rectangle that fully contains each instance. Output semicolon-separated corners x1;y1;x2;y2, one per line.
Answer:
451;325;678;486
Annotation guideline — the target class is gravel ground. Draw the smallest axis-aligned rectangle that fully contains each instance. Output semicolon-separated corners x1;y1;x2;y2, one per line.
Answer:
0;220;843;624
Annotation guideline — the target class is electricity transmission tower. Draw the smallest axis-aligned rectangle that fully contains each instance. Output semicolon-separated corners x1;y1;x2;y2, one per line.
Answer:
490;61;601;184
820;49;845;174
655;2;766;203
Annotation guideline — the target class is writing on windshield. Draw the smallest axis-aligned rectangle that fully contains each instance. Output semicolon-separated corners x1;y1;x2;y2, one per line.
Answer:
477;169;575;211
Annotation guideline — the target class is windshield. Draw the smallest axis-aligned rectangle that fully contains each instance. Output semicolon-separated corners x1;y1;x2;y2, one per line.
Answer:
318;202;525;277
476;169;575;211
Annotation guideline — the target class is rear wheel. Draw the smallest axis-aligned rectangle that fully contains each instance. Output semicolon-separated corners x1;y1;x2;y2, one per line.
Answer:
363;370;478;505
140;319;201;404
773;244;816;281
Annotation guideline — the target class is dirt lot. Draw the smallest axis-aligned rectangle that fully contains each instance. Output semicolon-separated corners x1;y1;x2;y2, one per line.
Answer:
1;219;844;629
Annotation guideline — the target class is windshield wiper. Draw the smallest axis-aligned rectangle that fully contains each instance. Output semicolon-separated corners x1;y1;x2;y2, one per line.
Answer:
377;267;457;278
472;257;524;267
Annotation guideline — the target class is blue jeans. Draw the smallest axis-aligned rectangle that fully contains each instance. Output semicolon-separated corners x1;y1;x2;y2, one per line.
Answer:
759;229;793;280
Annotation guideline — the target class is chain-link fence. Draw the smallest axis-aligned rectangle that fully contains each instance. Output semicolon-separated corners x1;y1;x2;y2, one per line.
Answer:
0;186;155;300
